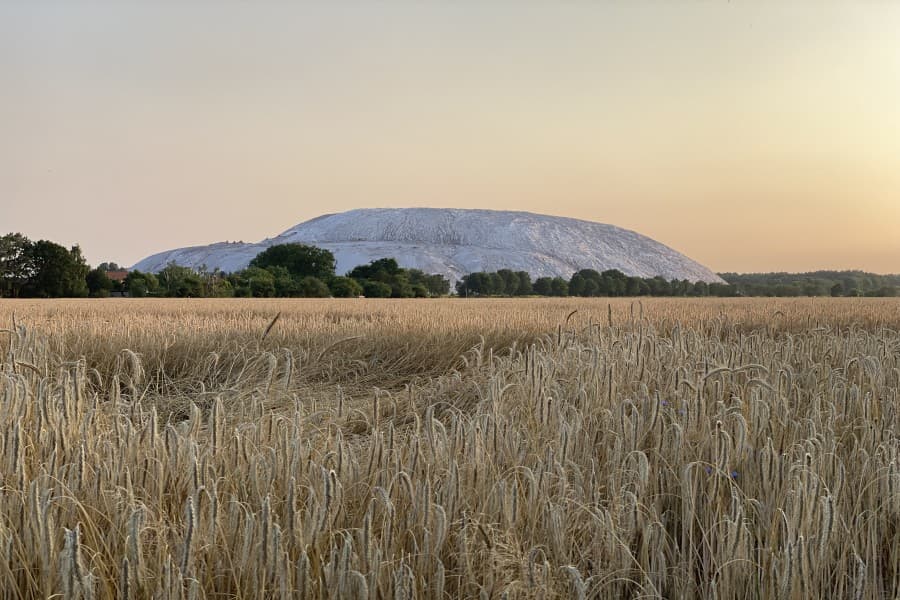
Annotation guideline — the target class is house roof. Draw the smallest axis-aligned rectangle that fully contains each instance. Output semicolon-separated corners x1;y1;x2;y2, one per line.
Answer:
105;270;129;282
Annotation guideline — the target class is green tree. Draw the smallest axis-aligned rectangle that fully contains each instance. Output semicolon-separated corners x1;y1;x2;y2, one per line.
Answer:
582;278;600;296
425;273;451;296
363;280;392;298
709;282;736;297
297;276;331;298
598;270;627;296
86;268;113;298
392;277;415;298
193;266;233;297
550;277;569;296
124;271;159;297
348;258;401;282
0;233;32;297
670;279;693;296
330;276;364;298
157;263;204;297
496;269;521;295
533;277;553;296
349;258;418;297
250;244;336;281
773;284;801;297
456;272;492;296
515;271;533;295
569;269;604;296
801;279;828;296
488;272;505;296
24;241;89;298
229;267;275;297
264;266;301;297
647;276;671;296
691;281;709;297
407;269;450;297
568;273;586;296
69;246;90;296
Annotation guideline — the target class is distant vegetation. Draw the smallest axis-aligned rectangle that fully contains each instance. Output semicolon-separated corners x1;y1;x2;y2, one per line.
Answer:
456;268;735;297
0;233;90;298
1;233;897;298
123;249;451;299
720;270;900;297
459;268;899;298
0;234;451;299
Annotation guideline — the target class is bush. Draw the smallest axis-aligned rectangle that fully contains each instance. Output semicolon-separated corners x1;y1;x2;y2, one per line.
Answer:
362;280;392;298
297;276;331;298
330;276;363;298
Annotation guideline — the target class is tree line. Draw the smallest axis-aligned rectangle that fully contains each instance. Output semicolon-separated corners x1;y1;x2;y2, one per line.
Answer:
0;234;451;298
0;234;91;298
456;268;735;297
457;267;899;298
103;246;452;298
1;232;896;298
719;271;899;297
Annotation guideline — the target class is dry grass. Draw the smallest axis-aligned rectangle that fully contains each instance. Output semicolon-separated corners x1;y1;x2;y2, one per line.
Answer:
0;297;898;598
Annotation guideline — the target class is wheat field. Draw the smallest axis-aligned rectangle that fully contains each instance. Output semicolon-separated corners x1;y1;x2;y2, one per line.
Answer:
0;297;898;599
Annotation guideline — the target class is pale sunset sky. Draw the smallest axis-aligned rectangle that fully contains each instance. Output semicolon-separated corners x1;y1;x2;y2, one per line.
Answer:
1;2;899;273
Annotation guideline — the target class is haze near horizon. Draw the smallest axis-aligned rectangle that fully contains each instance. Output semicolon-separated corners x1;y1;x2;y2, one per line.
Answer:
2;2;899;274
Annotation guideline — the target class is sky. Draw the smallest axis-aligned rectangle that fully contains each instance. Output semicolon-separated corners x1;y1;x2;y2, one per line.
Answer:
1;2;899;274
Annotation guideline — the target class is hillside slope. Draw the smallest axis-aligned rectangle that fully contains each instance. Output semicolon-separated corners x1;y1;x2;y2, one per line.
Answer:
132;208;724;283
